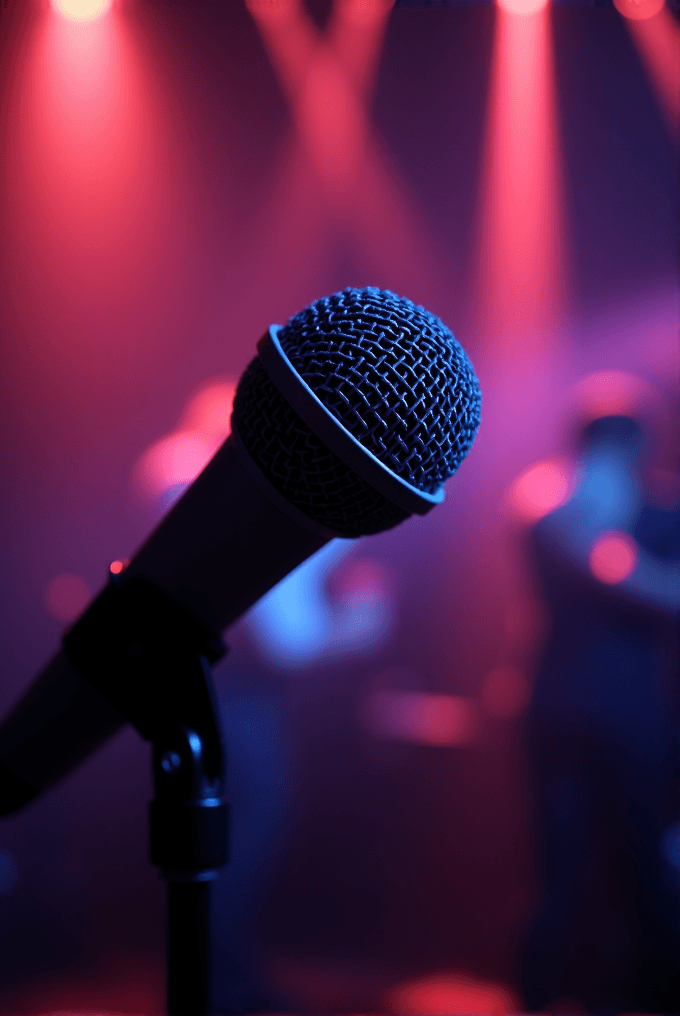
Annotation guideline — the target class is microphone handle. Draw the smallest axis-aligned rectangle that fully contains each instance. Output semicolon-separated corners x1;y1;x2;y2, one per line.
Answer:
124;432;332;635
0;651;126;812
0;435;331;813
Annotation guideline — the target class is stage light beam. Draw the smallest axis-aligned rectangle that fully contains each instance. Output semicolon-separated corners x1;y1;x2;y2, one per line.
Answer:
619;2;680;135
472;2;568;345
245;0;447;306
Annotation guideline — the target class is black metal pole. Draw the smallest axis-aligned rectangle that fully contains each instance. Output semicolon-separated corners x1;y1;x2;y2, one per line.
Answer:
150;719;228;1016
167;880;212;1016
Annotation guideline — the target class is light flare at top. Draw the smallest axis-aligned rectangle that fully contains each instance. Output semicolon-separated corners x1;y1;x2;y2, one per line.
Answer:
496;0;548;17
614;0;665;20
51;0;113;23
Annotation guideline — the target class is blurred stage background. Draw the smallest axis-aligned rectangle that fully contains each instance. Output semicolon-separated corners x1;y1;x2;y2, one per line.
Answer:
0;0;677;1012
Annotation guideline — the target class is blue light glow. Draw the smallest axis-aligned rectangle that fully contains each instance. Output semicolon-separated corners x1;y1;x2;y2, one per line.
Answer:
245;541;394;667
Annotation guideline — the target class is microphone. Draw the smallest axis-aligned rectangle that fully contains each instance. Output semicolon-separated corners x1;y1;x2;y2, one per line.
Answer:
0;288;481;815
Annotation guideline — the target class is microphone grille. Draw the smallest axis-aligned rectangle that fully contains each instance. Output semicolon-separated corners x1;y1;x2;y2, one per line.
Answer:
232;288;481;537
233;357;411;537
277;288;481;495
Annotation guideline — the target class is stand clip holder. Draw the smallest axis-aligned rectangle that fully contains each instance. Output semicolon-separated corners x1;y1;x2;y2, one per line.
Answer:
64;574;229;1016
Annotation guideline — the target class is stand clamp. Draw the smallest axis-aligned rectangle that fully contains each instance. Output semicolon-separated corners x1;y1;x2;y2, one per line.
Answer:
64;574;229;1016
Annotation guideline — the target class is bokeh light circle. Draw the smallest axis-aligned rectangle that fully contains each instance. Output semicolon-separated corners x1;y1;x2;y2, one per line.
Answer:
589;530;639;584
508;458;572;521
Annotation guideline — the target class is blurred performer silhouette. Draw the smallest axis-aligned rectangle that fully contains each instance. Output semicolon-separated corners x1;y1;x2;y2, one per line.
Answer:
520;412;680;1014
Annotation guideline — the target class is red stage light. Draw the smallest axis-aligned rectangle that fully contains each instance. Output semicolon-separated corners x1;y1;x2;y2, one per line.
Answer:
51;0;113;22
589;530;638;584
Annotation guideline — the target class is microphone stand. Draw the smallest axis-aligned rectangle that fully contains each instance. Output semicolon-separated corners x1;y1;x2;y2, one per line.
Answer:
64;574;229;1016
150;691;228;1014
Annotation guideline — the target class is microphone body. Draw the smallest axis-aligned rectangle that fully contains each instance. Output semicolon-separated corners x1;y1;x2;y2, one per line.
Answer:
0;287;482;815
124;431;331;636
0;435;331;812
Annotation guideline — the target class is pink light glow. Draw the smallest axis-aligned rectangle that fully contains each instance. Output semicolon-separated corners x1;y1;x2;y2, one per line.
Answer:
178;379;237;437
589;530;639;584
328;556;393;604
508;458;572;521
137;431;220;497
362;691;478;746
134;379;235;500
570;369;653;423
45;573;91;622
